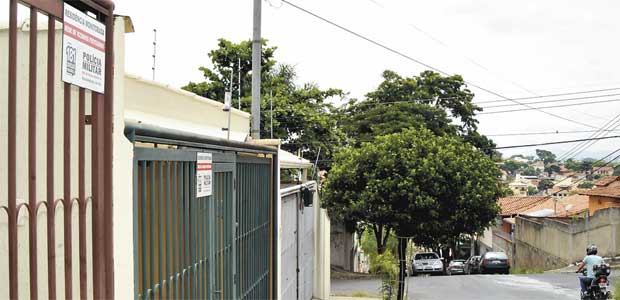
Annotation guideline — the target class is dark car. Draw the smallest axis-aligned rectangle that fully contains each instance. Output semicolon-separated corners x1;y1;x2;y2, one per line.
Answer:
446;259;466;275
465;256;481;274
479;252;510;274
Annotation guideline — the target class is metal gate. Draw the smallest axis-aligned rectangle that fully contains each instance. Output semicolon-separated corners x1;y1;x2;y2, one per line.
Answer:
1;0;115;299
281;184;315;300
129;124;277;300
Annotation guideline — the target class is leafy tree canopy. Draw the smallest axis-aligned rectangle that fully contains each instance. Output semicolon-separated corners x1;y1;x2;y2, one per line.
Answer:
502;160;528;175
538;179;555;192
338;70;496;152
182;39;344;169
527;186;539;196
536;149;557;165
322;128;503;251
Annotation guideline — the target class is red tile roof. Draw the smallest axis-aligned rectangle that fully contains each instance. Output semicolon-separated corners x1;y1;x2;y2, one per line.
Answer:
579;187;620;199
595;176;619;187
498;196;550;216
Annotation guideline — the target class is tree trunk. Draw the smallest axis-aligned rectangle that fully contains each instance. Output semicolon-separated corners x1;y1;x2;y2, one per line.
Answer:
397;237;407;300
373;225;390;255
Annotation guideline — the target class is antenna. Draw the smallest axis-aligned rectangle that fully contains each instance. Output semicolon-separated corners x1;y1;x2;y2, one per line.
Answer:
238;57;242;110
152;29;157;81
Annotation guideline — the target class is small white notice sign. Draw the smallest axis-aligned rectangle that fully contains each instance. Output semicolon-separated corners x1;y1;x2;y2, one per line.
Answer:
61;3;106;93
196;153;213;197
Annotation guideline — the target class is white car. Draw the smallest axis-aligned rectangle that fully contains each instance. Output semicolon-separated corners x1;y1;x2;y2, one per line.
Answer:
411;252;444;276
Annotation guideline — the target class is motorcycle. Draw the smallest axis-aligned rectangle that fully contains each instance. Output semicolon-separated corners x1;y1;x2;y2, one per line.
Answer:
580;263;611;300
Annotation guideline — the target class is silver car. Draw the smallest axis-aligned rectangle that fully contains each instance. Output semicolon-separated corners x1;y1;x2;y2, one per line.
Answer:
411;252;444;276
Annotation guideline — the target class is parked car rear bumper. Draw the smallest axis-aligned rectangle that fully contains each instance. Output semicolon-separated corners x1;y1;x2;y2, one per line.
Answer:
480;265;510;274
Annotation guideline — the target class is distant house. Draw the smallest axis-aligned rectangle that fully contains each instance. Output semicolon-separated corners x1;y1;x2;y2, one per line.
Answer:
579;187;620;216
593;166;614;177
509;180;530;196
594;176;620;188
531;161;545;173
497;196;550;235
523;194;589;218
547;187;569;199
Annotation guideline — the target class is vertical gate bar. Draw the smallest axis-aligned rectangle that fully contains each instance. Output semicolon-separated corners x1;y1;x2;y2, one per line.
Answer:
179;162;185;300
172;162;178;300
165;161;171;300
149;162;155;297
46;15;58;300
184;163;191;298
92;93;102;299
233;165;237;299
141;162;148;298
63;82;74;300
133;159;139;300
7;0;18;298
158;161;164;299
27;7;39;300
190;163;197;300
78;87;87;300
103;5;116;298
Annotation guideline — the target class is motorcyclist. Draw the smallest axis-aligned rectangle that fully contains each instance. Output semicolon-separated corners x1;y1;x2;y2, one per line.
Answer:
575;244;604;297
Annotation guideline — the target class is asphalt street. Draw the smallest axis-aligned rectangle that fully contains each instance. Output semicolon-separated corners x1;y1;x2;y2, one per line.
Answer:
332;273;618;300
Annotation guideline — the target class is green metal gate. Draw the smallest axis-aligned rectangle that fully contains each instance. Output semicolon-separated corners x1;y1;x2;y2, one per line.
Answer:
128;124;277;300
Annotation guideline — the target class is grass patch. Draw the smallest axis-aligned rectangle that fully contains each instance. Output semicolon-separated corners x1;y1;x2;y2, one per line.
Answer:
613;281;620;300
510;267;544;274
332;291;380;298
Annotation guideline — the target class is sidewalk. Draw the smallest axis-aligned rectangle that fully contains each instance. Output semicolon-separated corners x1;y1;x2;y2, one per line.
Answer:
331;296;381;300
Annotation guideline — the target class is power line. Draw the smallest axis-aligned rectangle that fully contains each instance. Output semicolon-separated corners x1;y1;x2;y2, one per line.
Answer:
474;87;620;104
558;113;620;160
482;93;620;109
488;135;620;150
279;0;602;130
551;147;620;194
558;114;620;161
478;98;620;115
486;129;620;137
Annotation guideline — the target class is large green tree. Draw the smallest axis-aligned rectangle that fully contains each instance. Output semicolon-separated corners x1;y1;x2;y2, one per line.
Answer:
536;149;557;165
339;70;496;152
502;160;528;175
322;128;503;299
182;39;344;169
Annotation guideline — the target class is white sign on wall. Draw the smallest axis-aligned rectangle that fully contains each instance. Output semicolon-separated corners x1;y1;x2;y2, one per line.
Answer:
196;153;213;197
61;3;106;93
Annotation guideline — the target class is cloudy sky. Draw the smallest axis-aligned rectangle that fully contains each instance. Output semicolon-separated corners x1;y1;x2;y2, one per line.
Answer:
11;0;620;159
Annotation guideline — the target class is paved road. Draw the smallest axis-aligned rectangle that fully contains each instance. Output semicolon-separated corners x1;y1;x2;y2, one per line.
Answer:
332;273;617;299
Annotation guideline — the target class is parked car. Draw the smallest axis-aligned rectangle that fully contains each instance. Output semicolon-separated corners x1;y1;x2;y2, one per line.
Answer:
446;259;466;275
465;256;481;274
411;252;444;276
479;252;510;274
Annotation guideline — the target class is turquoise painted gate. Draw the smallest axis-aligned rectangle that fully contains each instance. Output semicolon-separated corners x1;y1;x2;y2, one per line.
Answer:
128;124;277;300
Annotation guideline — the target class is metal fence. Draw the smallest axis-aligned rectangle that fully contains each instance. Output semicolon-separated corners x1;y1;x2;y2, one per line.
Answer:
281;183;315;300
128;124;277;300
1;0;115;299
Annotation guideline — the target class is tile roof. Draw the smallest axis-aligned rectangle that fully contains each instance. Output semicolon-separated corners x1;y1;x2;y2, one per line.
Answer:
498;196;549;216
579;187;620;199
522;194;589;217
595;176;619;187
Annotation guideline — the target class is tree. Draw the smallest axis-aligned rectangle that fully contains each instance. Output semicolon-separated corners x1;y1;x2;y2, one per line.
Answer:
339;70;496;153
521;166;539;176
502;160;528;175
182;39;345;169
538;179;555;193
527;186;539;196
564;159;583;172
544;164;561;177
577;181;594;189
322;128;502;300
536;149;557;165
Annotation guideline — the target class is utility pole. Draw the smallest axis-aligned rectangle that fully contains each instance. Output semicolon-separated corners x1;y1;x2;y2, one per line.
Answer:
251;0;262;139
270;90;273;139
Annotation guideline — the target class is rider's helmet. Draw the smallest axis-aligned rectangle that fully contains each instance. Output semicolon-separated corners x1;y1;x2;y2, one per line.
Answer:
587;244;598;255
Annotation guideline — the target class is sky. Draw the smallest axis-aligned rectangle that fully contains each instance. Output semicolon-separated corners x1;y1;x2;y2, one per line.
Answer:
5;0;620;160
